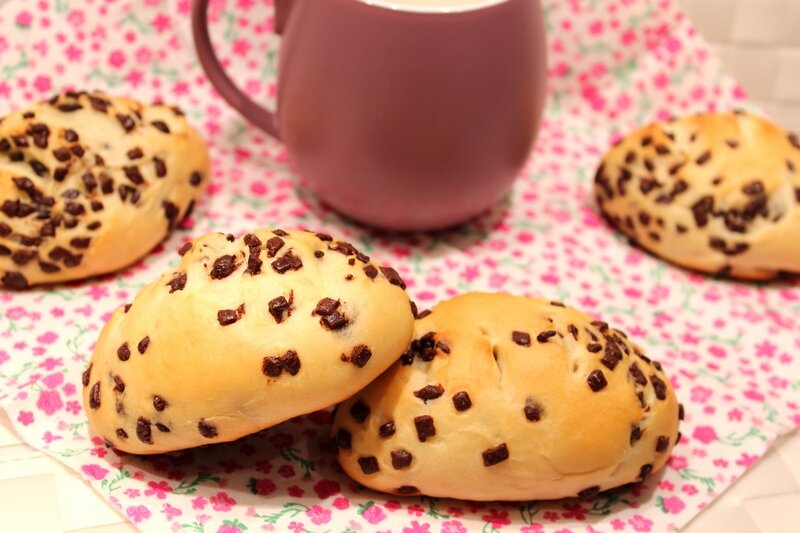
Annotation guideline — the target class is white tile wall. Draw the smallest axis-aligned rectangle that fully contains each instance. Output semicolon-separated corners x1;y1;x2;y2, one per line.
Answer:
678;0;800;131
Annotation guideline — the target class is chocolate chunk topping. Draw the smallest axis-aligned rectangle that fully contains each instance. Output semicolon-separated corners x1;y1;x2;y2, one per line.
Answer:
11;250;35;266
116;113;135;132
137;336;150;354
363;264;379;279
123;166;144;185
742;181;764;195
695;150;711;165
0;222;10;237
391;450;413;469
482;443;509;466
268;296;292;323
350;401;370;423
136;417;153;443
691;196;714;227
217;305;244;326
452;391;472;411
379;266;406;289
315;232;333;241
414;384;445;402
414;415;436;442
113;375;125;393
630;425;642;444
198;420;217;439
271;250;303;273
265;237;284;257
512;331;531;346
321;311;348;330
11;135;28;148
163;201;180;230
417;309;432;319
639;463;653;480
1;199;36;218
65;202;85;216
153;395;167;411
116;428;128;440
336;429;352;449
357;456;379;475
261;356;283;377
650;375;667;400
587;342;602;353
567;324;579;339
279;350;301;376
314;250;324;258
0;138;9;151
211;255;238;279
272;229;288;236
656;435;670;453
155;423;170;433
790;133;800;150
117;343;131;361
81;364;92;387
679;404;685;420
27;159;49;177
178;242;193;256
152;157;167;178
537;330;557;343
89;382;101;409
587;369;608;392
151;120;170;133
69;237;91;249
601;342;623;370
168;272;187;293
126;147;143;160
189;172;202;186
524;400;543;422
346;344;372;368
629;362;647;385
379;421;396;438
578;486;600;501
314;298;340;316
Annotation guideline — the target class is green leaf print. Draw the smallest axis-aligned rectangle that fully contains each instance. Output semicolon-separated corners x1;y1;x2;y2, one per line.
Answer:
677;468;715;492
172;472;222;495
518;501;539;524
55;447;92;458
1;51;29;80
118;12;153;34
0;361;37;382
588;491;631;516
279;447;315;477
180;521;205;532
255;502;309;524
66;324;91;357
718;427;767;447
421;496;450;519
695;368;731;385
87;68;125;88
100;466;131;493
221;519;248;531
481;523;501;533
54;0;70;15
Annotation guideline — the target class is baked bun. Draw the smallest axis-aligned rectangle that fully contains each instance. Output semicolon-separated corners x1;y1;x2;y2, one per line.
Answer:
0;90;209;290
595;112;800;280
82;229;414;454
332;293;680;501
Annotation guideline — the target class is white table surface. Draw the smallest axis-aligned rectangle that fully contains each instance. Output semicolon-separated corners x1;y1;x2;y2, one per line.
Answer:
0;407;796;532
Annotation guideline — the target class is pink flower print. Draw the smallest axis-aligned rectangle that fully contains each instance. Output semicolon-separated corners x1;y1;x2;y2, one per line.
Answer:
561;503;586;521
162;503;182;521
756;341;776;358
0;351;9;365
39;358;62;371
65;44;83;61
661;496;685;514
152;13;171;33
288;521;305;533
682;483;699;495
127;505;151;523
37;331;58;344
313;479;339;499
628;514;653;532
67;9;85;26
124;488;141;499
5;306;26;320
305;505;331;525
251;478;276;495
17;410;34;425
287;485;304;497
41;372;64;390
36;389;63;416
332;497;349;510
217;526;242;533
403;521;430;533
197;514;211;524
108;50;126;68
62;382;76;396
191;496;207;510
135;46;153;64
482;510;512;527
81;464;109;480
145;480;173;499
692;426;717;445
42;431;62;444
611;518;626;530
210;492;236;512
362;504;386;524
690;386;712;403
65;401;81;415
543;511;559;521
33;75;51;93
16;10;33;27
737;453;758;468
443;521;468;533
232;38;250;56
408;504;424;517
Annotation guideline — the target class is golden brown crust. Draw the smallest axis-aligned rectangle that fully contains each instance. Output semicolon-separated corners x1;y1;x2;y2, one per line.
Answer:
0;91;209;289
82;229;414;454
332;293;680;501
595;112;800;280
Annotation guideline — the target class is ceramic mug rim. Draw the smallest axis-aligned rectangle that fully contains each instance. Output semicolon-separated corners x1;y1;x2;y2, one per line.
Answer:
357;0;510;14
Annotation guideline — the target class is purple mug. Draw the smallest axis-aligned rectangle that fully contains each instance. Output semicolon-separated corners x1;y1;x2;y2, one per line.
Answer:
192;0;547;231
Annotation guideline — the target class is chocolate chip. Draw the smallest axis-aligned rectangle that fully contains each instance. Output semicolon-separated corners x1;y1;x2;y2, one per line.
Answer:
113;375;125;393
691;196;713;227
151;120;170;133
11;135;28;148
155;423;170;433
578;486;600;501
117;343;131;361
679;403;685;420
379;421;396;438
587;342;602;353
482;443;509;466
262;356;283;378
587;369;607;392
0;138;8;151
29;159;49;177
790;133;800;150
417;309;432;320
134;337;149;355
265;237;284;257
198;420;217;438
271;250;303;273
639;463;653;480
357;456;379;475
512;331;530;346
537;330;557;343
63;128;79;142
321;310;348;330
742;181;764;195
639;178;658;194
346;344;372;368
281;350;301;375
152;395;167;411
695;151;711;165
314;298;340;316
314;250;324;258
601;342;622;370
8;151;23;162
336;429;352;449
629;362;647;386
379;266;406;289
189;172;202;186
210;255;238;279
630;425;642;444
89;382;101;409
126;147;144;160
116;428;128;440
391;450;413;469
178;242;193;256
65;202;85;216
567;324;579;340
168;272;187;293
656;435;670;453
81;364;92;387
350;401;370;423
268;296;291;323
11;249;35;266
87;95;109;112
272;229;288;236
650;375;667;400
0;222;10;237
116;113;135;132
524;400;543;422
414;415;436;442
655;144;670;155
217;308;240;326
452;391;472;412
414;384;444;402
137;417;153;443
1;199;35;218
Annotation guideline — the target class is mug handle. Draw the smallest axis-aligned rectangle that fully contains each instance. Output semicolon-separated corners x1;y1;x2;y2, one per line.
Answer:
191;0;282;139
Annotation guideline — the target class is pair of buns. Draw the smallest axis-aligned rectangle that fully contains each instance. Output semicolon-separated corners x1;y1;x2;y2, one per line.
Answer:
0;91;209;289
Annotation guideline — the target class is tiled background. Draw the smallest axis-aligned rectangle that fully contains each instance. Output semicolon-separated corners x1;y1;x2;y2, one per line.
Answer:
0;1;798;532
678;0;800;131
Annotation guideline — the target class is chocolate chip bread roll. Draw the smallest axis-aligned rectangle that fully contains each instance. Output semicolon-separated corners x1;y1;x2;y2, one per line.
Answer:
82;229;414;454
333;293;680;501
595;112;800;280
0;91;209;289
